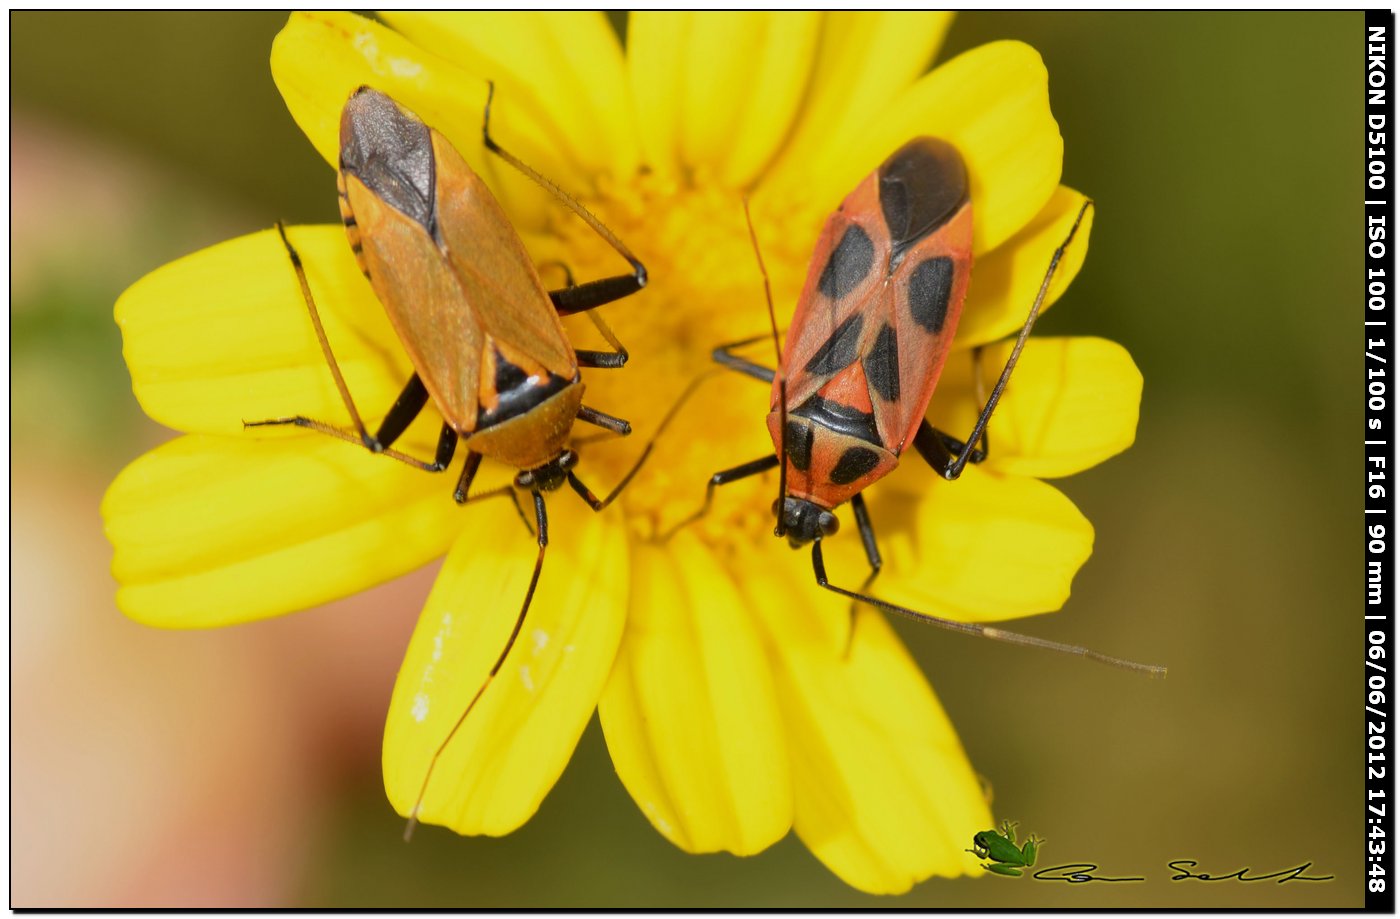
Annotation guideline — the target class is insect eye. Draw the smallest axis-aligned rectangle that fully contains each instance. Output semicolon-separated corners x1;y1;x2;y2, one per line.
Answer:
819;512;840;536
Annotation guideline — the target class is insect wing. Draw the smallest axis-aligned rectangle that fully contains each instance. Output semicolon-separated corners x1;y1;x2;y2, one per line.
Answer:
774;138;973;456
339;87;575;436
776;196;888;418
432;132;576;380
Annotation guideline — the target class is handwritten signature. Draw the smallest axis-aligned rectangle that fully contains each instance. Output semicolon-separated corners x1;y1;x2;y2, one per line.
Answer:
1025;860;1333;884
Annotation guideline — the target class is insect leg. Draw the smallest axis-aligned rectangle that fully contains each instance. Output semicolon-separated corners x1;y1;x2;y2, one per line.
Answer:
712;335;778;383
939;200;1094;481
248;380;456;473
911;420;988;475
576;405;632;436
808;539;1166;676
481;83;647;313
573;310;629;370
246;224;454;473
372;375;460;472
458;478;536;539
907;344;996;473
567;369;722;514
404;489;549;841
842;493;883;657
452;451;483;504
662;454;781;540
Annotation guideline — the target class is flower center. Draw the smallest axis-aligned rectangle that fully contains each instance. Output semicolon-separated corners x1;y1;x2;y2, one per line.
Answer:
544;172;816;546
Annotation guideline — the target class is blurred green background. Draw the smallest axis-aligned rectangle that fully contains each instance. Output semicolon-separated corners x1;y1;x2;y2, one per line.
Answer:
11;11;1360;907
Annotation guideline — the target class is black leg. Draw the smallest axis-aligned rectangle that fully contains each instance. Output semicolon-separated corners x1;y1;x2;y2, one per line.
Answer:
576;404;631;436
246;224;455;473
567;369;723;517
575;350;627;369
711;334;778;384
663;454;781;540
843;493;883;657
808;540;1166;675
369;374;459;473
911;343;992;475
373;372;430;449
911;420;988;478
452;451;483;504
431;423;459;471
937;200;1094;481
550;275;645;316
457;480;536;539
481;83;647;316
404;489;550;842
572;306;629;371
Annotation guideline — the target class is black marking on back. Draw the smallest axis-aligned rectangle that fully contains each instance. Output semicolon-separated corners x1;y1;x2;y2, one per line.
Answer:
793;394;880;446
818;224;876;301
477;351;573;430
863;323;900;402
340;87;439;241
829;446;882;485
785;420;815;472
879;138;968;268
804;313;864;375
908;257;954;333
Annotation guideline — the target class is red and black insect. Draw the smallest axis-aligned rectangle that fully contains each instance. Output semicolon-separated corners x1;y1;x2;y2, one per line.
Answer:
249;85;660;831
688;138;1162;674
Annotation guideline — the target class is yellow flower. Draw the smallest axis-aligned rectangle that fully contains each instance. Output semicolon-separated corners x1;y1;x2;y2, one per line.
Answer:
102;12;1143;895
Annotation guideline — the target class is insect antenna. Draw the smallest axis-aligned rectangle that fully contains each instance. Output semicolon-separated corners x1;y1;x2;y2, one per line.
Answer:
403;489;550;841
809;540;1166;676
741;198;789;538
948;199;1093;479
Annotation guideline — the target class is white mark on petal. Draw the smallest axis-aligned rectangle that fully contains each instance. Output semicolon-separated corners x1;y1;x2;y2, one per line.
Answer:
519;665;535;693
414;612;454;714
431;612;453;663
352;32;379;59
563;644;576;655
532;628;550;656
389;57;422;78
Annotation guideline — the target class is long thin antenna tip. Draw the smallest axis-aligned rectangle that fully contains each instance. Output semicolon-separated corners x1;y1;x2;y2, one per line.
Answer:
1108;659;1168;679
403;814;420;843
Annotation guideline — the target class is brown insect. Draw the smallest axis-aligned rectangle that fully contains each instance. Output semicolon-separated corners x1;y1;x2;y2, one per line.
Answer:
250;84;654;834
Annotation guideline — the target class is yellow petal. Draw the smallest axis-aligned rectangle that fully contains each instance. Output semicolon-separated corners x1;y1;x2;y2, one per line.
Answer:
930;337;1143;479
624;12;688;179
762;12;952;191
829;464;1093;622
627;12;822;187
767;40;1062;255
956;186;1094;348
383;495;629;836
102;430;465;628
117;225;411;435
598;533;791;855
269;11;560;229
381;12;639;182
736;547;990;894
